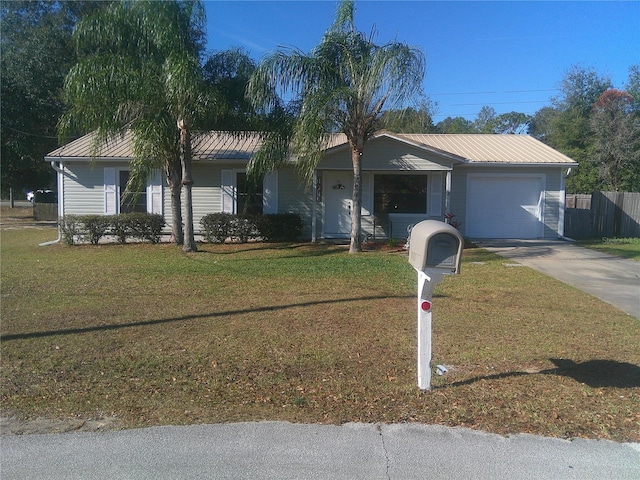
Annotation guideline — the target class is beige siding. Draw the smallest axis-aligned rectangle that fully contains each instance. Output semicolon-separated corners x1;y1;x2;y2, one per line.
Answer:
319;137;454;171
191;164;221;230
61;162;115;215
277;167;314;239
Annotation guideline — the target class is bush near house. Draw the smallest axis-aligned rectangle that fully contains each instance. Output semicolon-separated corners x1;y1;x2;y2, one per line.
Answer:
59;213;165;245
200;213;303;243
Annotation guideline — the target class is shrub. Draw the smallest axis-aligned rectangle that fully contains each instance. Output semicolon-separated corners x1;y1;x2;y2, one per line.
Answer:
200;212;303;244
257;213;303;242
59;215;81;245
110;214;131;244
59;213;165;245
234;214;259;243
126;212;165;244
79;215;111;245
200;213;234;243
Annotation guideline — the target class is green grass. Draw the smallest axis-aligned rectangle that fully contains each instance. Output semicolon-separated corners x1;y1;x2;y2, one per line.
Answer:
577;237;640;261
1;223;639;441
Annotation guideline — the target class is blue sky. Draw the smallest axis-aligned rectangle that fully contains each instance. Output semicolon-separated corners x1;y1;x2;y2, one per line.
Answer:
204;1;639;121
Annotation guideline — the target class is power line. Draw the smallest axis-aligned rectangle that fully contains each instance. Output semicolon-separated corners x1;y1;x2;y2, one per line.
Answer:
429;88;559;97
444;100;550;107
4;126;62;140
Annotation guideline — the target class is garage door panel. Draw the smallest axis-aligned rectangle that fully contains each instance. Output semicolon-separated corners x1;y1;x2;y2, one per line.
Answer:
466;176;543;239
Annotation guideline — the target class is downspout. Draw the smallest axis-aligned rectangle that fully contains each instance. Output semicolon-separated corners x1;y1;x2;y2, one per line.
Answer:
39;161;64;246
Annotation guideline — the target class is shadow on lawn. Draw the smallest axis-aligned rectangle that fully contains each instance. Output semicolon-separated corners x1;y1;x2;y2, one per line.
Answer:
196;243;348;258
446;358;640;389
0;294;412;342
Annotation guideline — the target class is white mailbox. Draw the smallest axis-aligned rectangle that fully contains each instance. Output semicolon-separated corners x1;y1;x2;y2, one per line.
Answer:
409;220;463;274
408;220;463;390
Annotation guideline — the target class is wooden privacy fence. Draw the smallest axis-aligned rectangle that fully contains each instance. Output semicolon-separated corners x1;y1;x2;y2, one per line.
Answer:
565;192;640;239
33;203;58;221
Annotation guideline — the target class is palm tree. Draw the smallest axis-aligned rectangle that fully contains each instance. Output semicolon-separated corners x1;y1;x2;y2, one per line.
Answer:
247;0;424;252
59;0;206;251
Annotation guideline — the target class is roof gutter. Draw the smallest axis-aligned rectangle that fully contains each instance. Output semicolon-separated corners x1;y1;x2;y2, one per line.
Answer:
39;161;64;246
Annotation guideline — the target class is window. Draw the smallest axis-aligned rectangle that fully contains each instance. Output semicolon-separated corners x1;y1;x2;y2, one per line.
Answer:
119;170;147;213
236;172;263;214
374;174;427;214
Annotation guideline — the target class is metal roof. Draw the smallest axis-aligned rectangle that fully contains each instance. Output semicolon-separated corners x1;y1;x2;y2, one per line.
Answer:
46;131;264;161
46;130;135;159
46;130;577;166
392;133;578;165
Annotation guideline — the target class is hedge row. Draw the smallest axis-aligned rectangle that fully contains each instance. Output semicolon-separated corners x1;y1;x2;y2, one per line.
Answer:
60;213;165;245
200;213;303;243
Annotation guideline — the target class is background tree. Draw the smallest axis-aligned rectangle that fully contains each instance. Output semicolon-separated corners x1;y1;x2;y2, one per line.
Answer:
60;0;207;251
589;89;640;191
435;116;475;133
247;0;425;253
378;99;436;133
0;1;102;198
625;65;640;114
531;65;612;193
492;111;531;134
202;48;260;130
473;106;497;133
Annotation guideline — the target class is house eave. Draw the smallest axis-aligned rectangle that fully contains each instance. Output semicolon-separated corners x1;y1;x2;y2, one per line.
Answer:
44;156;133;163
321;131;467;164
461;161;579;168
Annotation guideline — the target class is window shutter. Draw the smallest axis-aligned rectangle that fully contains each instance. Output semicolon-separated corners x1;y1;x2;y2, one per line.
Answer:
147;169;163;214
104;167;117;214
221;169;235;213
263;171;278;214
361;172;371;216
430;173;443;217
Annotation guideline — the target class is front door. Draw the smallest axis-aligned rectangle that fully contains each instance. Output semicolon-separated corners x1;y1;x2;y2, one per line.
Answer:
323;171;353;238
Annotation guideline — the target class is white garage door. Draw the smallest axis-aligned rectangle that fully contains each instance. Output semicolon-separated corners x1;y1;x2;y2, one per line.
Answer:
466;175;544;239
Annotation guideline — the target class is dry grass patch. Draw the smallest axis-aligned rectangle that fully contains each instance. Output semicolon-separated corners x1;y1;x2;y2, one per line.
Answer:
1;226;639;441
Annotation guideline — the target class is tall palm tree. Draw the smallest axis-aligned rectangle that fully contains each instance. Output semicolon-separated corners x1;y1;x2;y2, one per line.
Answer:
247;0;424;252
59;0;206;251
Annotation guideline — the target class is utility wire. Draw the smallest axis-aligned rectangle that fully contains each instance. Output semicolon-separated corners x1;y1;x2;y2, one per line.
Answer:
4;126;69;140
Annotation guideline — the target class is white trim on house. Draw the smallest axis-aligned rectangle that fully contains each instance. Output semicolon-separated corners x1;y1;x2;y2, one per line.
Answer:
104;167;117;214
147;170;163;215
221;169;236;214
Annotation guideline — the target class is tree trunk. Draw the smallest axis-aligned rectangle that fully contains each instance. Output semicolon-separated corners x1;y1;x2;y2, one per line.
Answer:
166;157;184;245
178;119;197;252
349;143;363;253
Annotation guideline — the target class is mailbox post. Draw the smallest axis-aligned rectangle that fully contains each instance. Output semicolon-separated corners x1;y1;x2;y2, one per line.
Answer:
408;220;463;390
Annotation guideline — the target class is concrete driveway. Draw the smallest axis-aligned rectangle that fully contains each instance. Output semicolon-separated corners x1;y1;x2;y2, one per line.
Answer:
475;239;640;319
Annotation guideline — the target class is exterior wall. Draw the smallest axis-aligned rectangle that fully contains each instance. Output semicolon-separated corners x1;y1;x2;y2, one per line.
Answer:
60;161;125;216
450;166;565;238
313;169;447;241
60;161;221;234
319;137;455;171
58;158;568;241
168;163;314;238
277;166;314;239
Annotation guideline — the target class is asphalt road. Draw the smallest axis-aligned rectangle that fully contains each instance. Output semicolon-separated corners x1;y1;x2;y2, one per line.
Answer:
2;422;639;479
0;200;32;208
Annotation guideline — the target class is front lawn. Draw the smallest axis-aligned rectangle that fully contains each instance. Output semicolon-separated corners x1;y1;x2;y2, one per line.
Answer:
1;222;639;441
577;237;640;261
